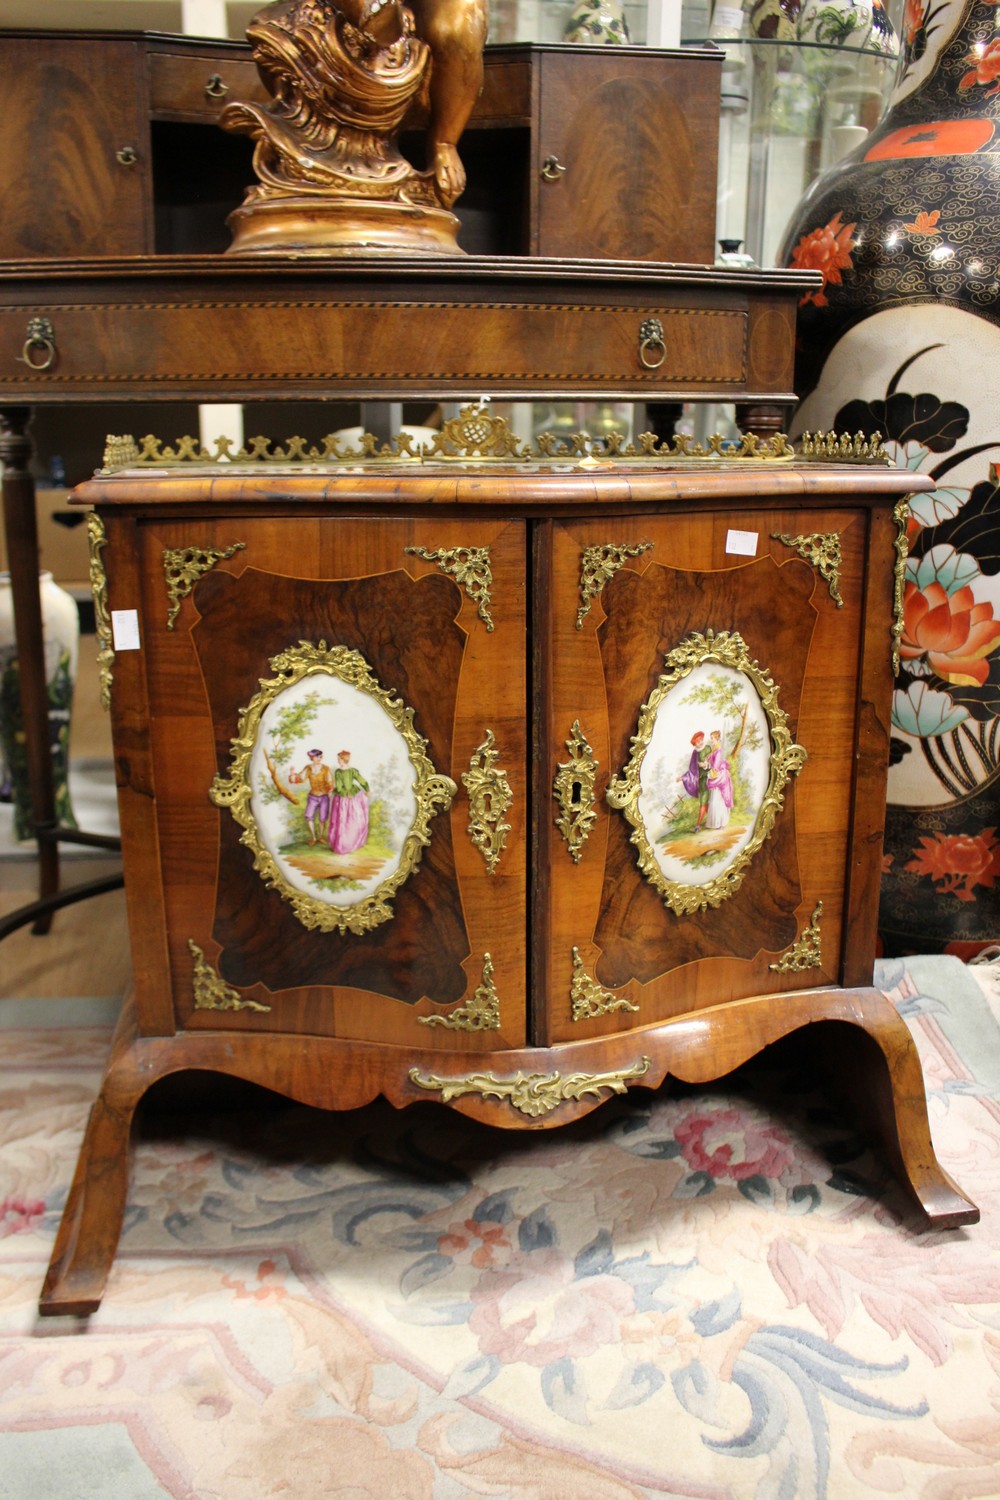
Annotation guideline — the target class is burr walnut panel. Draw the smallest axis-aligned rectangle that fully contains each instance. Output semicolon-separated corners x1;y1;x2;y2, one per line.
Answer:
135;514;529;1050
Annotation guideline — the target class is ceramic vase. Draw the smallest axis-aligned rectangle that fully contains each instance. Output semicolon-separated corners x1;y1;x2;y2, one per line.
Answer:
779;0;1000;954
0;571;79;841
795;0;896;52
563;0;630;44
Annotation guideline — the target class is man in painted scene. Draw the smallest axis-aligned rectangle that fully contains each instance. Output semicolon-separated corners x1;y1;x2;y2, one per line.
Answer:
289;748;333;845
328;750;370;854
680;731;712;829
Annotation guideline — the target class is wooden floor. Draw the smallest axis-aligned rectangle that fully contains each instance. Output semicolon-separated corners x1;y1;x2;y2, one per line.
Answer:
1;638;131;1001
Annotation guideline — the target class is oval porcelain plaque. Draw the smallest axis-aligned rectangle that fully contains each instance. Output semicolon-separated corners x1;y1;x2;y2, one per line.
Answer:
606;630;807;916
211;641;457;934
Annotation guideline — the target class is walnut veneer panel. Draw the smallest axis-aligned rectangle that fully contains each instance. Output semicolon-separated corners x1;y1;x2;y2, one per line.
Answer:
538;505;870;1042
127;513;528;1050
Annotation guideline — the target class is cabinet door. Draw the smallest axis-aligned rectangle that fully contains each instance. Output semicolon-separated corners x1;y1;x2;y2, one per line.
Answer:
0;38;152;258
532;50;720;263
126;513;527;1051
537;504;872;1044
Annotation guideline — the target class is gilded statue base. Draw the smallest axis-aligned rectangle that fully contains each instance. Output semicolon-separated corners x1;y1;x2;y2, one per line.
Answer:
226;194;463;257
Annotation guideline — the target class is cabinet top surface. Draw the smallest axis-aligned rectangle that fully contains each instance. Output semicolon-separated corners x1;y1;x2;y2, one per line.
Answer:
75;459;933;509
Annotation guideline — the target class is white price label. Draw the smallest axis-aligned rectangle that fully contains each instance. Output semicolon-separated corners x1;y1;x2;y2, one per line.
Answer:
725;529;759;557
111;609;141;651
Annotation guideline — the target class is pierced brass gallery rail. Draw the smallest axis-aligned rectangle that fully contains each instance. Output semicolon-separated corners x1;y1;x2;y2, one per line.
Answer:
462;730;513;873
188;939;271;1013
99;418;886;474
571;948;639;1022
164;541;246;628
87;512;114;712
418;953;501;1031
576;541;653;629
769;901;824;974
405;544;494;631
772;531;843;607
409;1057;651;1117
553;720;599;860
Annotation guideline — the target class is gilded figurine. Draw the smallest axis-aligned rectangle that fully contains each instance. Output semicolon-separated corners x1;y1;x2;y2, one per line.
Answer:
222;0;488;254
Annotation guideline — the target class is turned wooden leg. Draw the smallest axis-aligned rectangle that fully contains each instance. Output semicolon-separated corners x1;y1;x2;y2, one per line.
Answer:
734;401;792;440
0;405;59;931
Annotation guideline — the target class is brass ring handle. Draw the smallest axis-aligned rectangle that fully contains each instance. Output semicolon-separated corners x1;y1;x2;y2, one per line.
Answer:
18;317;56;372
116;145;138;166
205;73;229;99
540;155;567;182
638;317;666;371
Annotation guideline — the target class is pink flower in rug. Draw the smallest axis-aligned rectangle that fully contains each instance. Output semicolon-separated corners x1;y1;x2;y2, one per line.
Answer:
437;1218;511;1269
675;1108;796;1182
469;1250;635;1366
0;1196;46;1236
221;1258;287;1301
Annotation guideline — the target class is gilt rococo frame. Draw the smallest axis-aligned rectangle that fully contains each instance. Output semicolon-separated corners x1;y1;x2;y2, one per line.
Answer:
210;640;457;935
606;630;807;917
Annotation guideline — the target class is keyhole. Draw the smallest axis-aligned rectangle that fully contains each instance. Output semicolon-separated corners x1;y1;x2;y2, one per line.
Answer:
571;780;582;805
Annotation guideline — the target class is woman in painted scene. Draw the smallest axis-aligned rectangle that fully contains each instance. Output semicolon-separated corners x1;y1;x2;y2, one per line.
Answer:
328;750;370;854
705;729;734;830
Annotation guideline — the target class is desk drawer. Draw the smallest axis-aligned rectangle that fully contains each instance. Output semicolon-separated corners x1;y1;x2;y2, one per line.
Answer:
0;296;755;401
148;52;266;123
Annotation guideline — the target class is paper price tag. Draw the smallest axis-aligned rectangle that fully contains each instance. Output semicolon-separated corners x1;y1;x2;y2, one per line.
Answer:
725;529;758;557
111;609;141;651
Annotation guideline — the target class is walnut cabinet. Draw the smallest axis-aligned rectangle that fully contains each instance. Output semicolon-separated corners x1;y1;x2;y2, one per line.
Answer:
39;447;978;1316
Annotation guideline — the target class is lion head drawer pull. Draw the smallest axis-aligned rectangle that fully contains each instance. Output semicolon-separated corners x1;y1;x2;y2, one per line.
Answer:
638;318;666;370
18;316;56;372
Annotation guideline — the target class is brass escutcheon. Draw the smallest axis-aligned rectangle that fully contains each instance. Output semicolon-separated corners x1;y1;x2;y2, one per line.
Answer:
19;316;56;372
205;73;230;99
638;318;666;370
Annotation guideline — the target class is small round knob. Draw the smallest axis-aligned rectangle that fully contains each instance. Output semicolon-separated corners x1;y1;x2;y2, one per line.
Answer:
116;146;138;167
205;74;229;100
540;155;567;182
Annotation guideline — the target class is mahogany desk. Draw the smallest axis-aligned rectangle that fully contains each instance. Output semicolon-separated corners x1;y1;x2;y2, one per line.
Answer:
0;253;814;932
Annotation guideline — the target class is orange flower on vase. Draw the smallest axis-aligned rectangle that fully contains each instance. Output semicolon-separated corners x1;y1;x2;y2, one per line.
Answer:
903;0;923;46
789;212;857;306
900;579;1000;685
906;828;1000;902
960;37;1000;96
904;209;941;234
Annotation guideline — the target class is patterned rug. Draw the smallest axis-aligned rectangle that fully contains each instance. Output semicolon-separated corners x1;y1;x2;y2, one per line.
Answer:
2;956;1000;1500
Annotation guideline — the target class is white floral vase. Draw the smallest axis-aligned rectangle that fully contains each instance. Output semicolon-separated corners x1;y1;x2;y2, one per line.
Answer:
796;0;896;53
0;571;79;841
563;0;631;44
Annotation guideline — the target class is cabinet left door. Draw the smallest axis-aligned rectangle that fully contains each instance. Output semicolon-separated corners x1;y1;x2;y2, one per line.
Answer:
106;510;528;1052
0;37;153;257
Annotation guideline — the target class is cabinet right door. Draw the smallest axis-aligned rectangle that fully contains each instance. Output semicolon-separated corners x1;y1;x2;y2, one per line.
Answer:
537;502;876;1045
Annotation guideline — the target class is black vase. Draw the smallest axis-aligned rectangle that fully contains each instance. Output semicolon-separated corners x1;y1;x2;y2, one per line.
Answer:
779;0;1000;955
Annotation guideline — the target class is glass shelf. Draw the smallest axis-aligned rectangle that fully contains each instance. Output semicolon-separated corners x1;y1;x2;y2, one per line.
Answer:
683;36;899;268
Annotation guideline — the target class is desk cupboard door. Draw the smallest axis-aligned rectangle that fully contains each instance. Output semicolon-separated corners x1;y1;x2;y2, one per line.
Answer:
0;38;152;258
537;504;874;1044
125;513;528;1051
